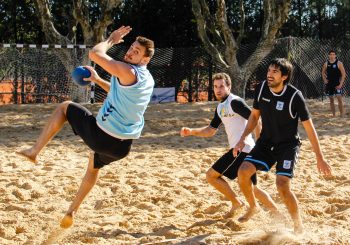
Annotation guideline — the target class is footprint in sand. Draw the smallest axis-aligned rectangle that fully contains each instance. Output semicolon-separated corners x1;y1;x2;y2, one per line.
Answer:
326;197;350;205
204;205;221;215
12;189;26;201
306;209;323;217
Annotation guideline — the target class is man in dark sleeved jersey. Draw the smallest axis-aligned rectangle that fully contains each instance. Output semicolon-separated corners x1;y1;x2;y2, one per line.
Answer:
321;50;347;117
234;58;332;233
180;73;281;218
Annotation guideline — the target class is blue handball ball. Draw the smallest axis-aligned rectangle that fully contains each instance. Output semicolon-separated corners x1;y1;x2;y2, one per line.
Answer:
71;66;91;86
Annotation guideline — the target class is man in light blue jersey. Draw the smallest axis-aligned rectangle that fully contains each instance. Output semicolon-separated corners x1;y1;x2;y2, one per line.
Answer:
17;26;155;228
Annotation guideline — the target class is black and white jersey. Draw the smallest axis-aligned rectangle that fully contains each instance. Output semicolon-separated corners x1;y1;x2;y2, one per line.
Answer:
210;93;255;152
253;81;310;144
326;59;341;85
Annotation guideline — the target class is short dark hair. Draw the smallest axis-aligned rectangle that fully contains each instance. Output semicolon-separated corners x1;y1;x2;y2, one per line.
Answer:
136;36;155;58
328;50;336;55
269;58;293;85
212;72;231;87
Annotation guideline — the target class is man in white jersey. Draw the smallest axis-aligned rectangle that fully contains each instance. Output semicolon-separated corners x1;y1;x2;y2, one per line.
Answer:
180;73;280;218
16;26;155;228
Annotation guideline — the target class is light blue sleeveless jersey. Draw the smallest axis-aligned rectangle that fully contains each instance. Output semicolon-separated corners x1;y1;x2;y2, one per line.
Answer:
96;65;154;139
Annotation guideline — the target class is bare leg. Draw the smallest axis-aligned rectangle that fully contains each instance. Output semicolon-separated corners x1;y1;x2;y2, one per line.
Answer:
329;97;336;117
276;175;303;233
253;186;279;213
237;161;259;222
16;101;72;163
206;168;243;218
336;95;344;117
60;153;100;228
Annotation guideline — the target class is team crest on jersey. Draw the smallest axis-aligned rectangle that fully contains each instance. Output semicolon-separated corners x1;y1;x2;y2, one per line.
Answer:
220;106;235;117
220;107;226;117
333;64;337;68
283;160;292;169
276;101;284;110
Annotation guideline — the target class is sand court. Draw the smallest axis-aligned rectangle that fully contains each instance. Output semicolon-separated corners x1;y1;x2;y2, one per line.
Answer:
0;100;349;244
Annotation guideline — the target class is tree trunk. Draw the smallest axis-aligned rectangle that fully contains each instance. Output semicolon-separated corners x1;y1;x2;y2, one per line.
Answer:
33;0;123;101
191;0;291;98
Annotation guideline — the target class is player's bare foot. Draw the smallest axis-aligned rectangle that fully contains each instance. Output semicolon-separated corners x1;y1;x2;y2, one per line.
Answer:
293;220;304;234
16;149;37;164
238;206;258;222
60;213;74;229
270;210;286;221
223;202;244;218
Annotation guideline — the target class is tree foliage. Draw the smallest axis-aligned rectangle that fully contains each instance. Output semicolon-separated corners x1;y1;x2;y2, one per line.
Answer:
0;0;348;46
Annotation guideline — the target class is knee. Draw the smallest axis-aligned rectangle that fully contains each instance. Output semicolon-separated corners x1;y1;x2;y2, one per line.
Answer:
206;169;217;184
59;100;73;112
238;162;256;179
276;177;290;193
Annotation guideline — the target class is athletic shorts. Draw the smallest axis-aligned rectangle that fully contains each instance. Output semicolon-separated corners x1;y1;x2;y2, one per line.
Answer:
212;149;257;185
325;83;342;96
244;139;300;178
66;103;132;169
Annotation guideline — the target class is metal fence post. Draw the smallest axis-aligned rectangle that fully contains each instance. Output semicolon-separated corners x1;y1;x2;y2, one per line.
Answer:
208;55;213;101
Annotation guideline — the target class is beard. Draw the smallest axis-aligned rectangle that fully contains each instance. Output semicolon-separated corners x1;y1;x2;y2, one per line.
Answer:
267;79;281;88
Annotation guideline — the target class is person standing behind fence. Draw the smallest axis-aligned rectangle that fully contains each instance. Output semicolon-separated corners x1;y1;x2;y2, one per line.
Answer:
180;72;281;219
16;26;155;228
321;50;347;117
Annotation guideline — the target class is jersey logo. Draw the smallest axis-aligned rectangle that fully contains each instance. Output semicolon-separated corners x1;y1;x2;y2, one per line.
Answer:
101;103;116;121
333;64;337;68
276;101;284;110
220;107;226;117
220;106;235;118
283;160;292;169
262;97;270;102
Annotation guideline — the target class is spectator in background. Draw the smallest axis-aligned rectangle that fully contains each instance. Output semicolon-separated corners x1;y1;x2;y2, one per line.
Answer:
322;50;347;117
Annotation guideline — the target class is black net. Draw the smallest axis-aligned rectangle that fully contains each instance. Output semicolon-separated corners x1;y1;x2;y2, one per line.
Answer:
1;37;349;104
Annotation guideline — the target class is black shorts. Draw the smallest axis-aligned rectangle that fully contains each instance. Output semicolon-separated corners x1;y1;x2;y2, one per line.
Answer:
325;83;342;96
66;103;132;169
244;139;301;178
212;149;257;185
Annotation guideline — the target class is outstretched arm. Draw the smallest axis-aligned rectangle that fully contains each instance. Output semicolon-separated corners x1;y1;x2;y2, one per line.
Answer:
302;119;332;176
180;126;217;138
89;26;136;86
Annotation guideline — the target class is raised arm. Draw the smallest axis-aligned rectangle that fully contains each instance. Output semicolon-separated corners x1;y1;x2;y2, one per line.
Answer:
89;26;137;86
302;119;332;176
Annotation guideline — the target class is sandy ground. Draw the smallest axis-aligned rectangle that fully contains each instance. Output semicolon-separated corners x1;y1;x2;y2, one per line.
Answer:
0;100;349;244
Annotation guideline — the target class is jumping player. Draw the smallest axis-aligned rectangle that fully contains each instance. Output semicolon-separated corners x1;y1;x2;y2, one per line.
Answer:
17;26;155;228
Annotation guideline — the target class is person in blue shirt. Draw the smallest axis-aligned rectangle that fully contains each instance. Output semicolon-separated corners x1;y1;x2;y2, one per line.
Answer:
17;26;155;228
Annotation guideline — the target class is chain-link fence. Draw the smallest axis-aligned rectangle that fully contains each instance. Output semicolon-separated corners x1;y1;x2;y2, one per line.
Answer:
0;37;349;104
